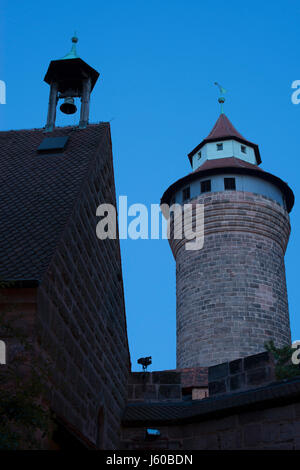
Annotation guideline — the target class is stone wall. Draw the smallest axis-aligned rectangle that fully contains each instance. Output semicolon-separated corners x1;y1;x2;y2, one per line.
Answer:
122;402;300;450
122;351;299;450
208;351;276;395
128;367;209;403
128;372;182;402
0;286;37;380
170;191;291;368
36;126;130;449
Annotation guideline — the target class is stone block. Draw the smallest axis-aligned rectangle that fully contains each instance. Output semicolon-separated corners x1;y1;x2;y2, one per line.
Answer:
134;384;157;400
230;373;245;391
208;362;229;381
205;433;219;450
209;379;227;395
168;441;182;450
182;437;206;450
152;371;181;384
280;422;294;441
177;424;192;441
244;351;271;370
244;423;262;448
127;384;134;399
167;426;183;439
158;385;181;400
261;421;280;443
220;430;241;450
128;372;151;385
246;366;269;386
229;358;243;375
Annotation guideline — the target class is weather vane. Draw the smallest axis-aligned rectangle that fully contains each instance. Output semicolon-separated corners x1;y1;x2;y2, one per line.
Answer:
214;82;227;114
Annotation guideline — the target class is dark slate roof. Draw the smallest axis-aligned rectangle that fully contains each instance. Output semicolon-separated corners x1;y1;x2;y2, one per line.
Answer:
123;376;300;426
0;123;109;280
187;114;261;165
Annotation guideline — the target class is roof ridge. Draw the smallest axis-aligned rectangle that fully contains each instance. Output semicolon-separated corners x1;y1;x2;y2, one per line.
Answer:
0;122;109;134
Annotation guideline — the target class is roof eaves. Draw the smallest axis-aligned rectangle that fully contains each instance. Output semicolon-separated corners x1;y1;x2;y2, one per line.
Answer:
160;164;294;212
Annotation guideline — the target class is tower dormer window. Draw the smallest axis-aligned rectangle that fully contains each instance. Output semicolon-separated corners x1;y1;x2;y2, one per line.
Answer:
201;180;211;193
182;187;190;202
216;143;223;151
241;145;246;154
224;177;236;190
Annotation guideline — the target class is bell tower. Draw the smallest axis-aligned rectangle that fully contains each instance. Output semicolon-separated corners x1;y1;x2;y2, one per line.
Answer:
44;35;99;131
161;99;295;368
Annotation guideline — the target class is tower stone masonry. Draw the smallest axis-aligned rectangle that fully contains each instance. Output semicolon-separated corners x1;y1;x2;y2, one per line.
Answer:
161;113;294;368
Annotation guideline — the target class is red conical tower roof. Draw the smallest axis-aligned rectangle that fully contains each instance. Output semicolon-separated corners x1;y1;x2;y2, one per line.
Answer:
188;113;261;165
205;113;245;140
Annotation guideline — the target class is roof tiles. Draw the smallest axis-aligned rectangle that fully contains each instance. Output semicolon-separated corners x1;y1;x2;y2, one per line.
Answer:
0;123;109;280
205;113;245;141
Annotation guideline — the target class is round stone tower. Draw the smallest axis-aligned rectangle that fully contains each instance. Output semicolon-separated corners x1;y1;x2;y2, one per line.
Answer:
161;112;294;368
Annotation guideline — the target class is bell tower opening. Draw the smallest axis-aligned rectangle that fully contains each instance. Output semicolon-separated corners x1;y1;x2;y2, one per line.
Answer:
43;35;100;132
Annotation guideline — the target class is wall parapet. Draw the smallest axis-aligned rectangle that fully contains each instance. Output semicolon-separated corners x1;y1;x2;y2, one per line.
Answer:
208;351;276;396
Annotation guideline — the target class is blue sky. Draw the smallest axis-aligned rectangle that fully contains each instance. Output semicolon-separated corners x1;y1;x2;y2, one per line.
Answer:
1;0;300;371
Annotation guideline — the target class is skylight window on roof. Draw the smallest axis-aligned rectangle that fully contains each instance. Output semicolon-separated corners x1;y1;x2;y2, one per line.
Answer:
37;136;69;153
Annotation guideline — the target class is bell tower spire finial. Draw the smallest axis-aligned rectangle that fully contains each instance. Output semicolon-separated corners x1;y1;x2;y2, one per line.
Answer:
62;32;79;60
214;82;227;114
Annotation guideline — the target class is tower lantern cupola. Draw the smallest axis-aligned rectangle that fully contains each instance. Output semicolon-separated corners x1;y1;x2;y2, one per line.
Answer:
44;35;99;131
188;113;261;171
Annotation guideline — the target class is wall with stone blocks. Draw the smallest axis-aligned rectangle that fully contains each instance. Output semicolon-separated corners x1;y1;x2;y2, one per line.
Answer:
208;351;276;395
122;352;298;450
128;372;182;402
0;287;37;384
35;127;131;449
0;287;37;340
122;403;300;450
170;191;292;368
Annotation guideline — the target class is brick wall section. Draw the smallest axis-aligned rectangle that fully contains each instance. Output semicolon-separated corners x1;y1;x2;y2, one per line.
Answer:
121;403;300;449
180;367;208;390
128;368;209;402
36;126;130;449
169;191;291;368
208;351;276;395
128;372;182;402
0;287;37;372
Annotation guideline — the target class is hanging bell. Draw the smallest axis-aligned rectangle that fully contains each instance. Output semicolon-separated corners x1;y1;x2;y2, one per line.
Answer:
60;97;77;115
